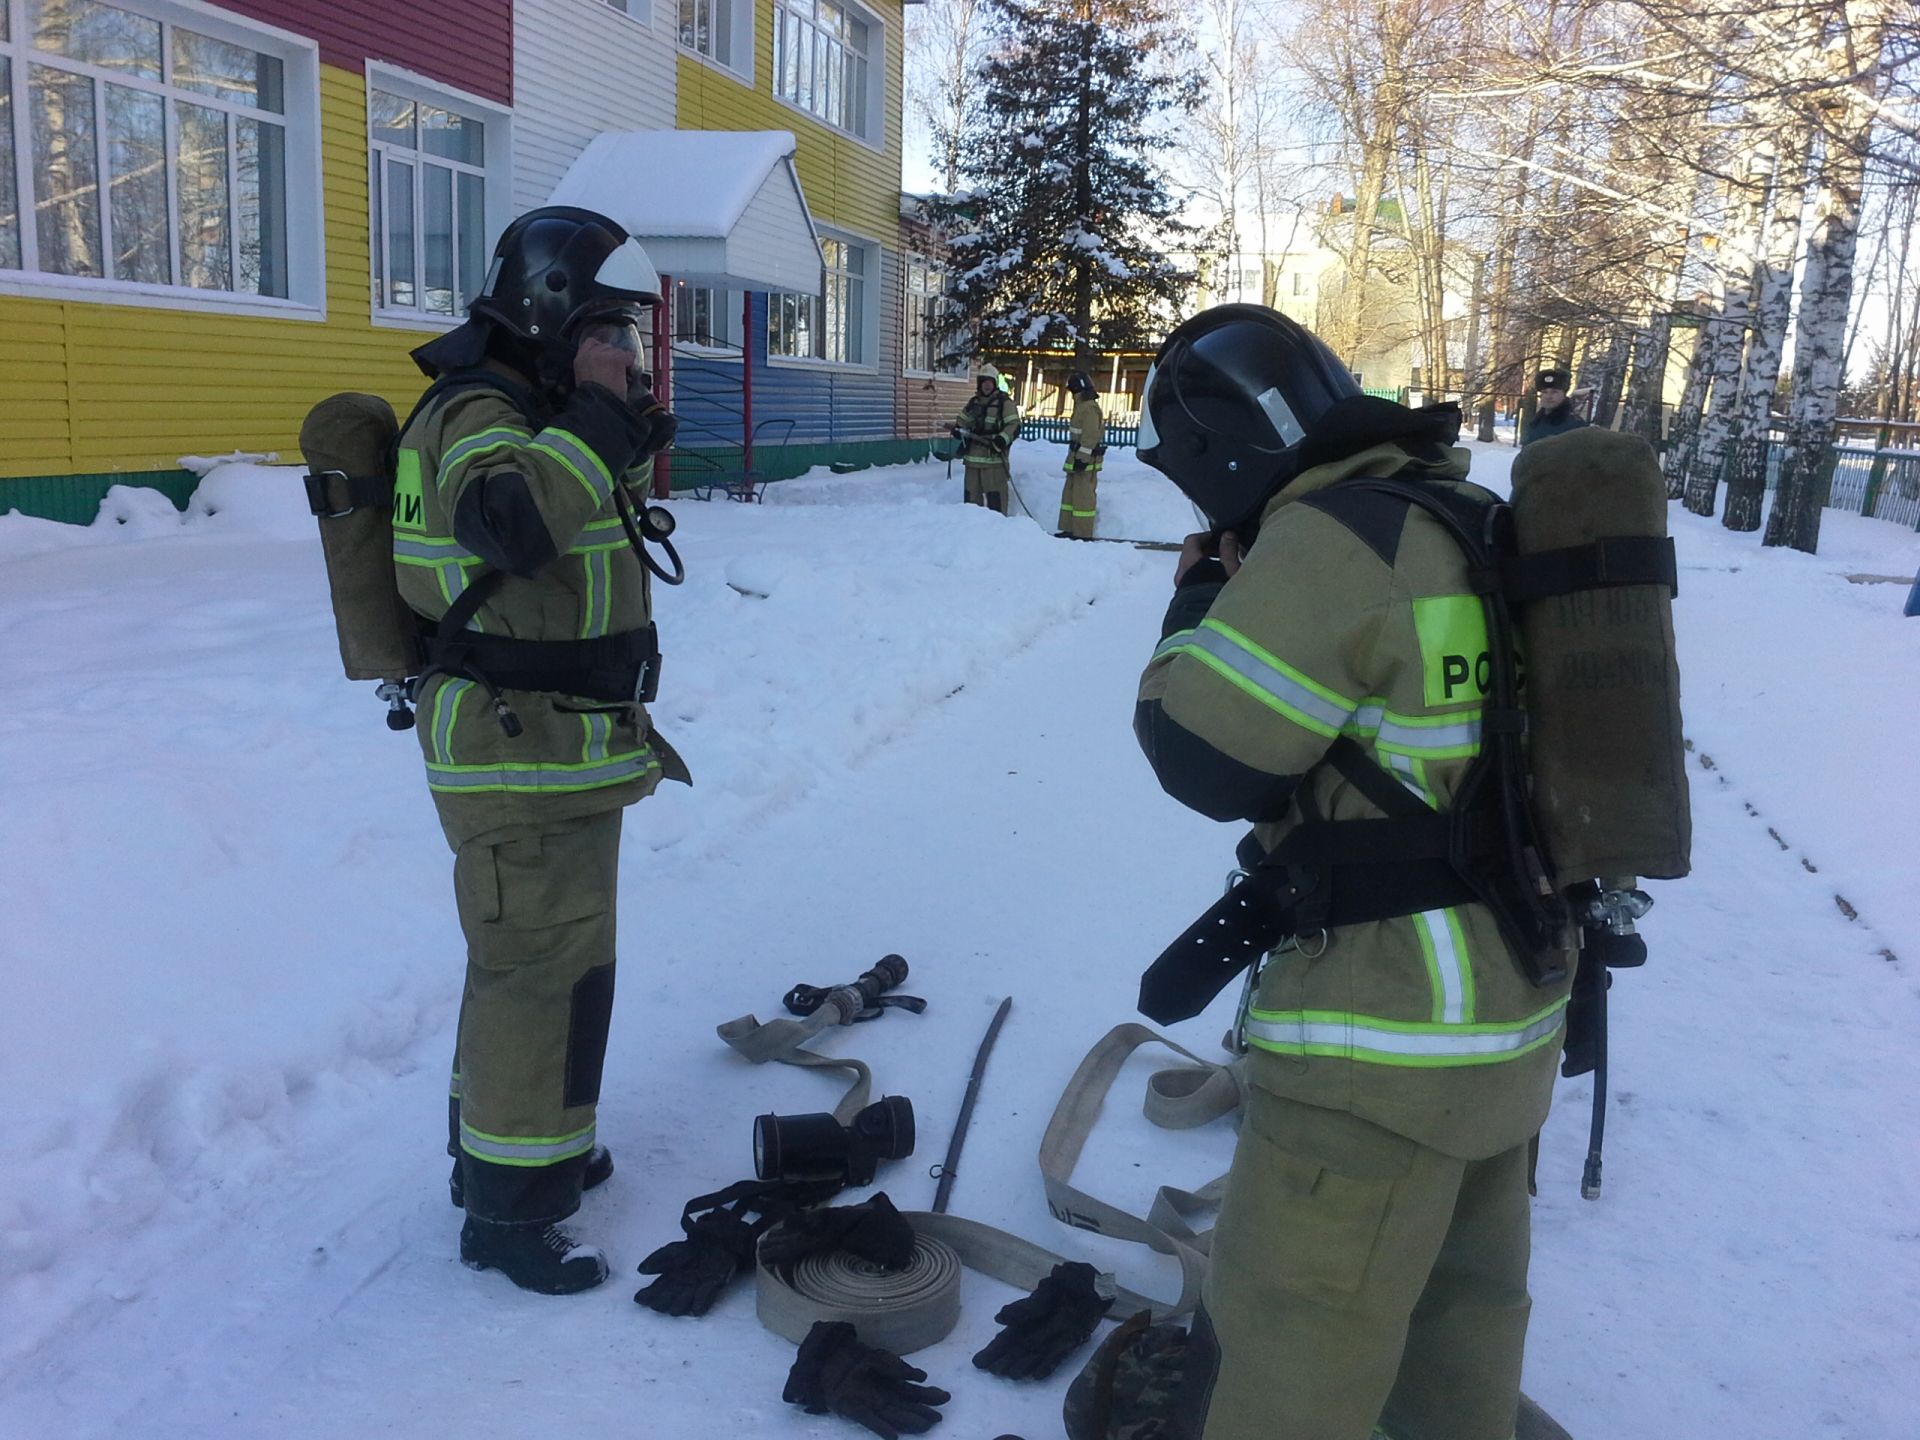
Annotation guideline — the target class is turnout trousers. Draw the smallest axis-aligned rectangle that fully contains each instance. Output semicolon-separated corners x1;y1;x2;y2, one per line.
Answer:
1192;1088;1534;1440
1058;465;1099;538
964;458;1012;514
446;809;623;1226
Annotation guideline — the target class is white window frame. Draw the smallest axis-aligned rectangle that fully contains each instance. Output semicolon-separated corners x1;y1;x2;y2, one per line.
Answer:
902;254;960;378
0;0;325;319
768;225;877;372
676;0;754;85
671;279;740;358
600;0;654;22
770;0;884;151
365;64;512;332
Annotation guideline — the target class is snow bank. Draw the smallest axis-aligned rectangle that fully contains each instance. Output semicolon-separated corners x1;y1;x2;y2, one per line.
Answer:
0;443;1157;1371
2;434;1915;1440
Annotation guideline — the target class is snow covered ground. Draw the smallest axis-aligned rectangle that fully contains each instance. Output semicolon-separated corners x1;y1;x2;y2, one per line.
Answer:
1;438;1916;1439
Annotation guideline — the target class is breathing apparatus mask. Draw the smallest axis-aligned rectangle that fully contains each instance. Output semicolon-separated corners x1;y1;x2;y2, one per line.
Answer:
752;1097;917;1189
1138;305;1360;534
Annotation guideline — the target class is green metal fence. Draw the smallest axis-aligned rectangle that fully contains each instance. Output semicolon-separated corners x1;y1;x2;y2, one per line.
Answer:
1018;415;1141;448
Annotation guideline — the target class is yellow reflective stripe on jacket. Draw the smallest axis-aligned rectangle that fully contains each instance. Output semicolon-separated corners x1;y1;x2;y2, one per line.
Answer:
1348;700;1483;759
459;1118;596;1166
429;679;475;766
579;711;613;765
569;515;630;556
426;747;662;795
1243;998;1567;1068
1376;754;1477;1023
528;426;616;506
1155;618;1360;738
436;425;534;490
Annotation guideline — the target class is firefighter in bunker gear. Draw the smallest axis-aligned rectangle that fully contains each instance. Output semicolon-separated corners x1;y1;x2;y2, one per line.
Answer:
396;205;690;1294
952;364;1021;513
1133;305;1575;1439
1057;370;1104;540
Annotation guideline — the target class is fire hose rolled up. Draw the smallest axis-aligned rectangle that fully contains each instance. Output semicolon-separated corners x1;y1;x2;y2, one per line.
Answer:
1508;429;1690;886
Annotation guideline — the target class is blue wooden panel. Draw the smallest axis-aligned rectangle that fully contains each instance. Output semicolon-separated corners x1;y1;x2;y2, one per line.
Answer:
667;290;899;455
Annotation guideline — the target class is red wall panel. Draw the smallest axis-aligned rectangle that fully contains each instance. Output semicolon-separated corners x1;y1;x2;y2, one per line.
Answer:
213;0;514;105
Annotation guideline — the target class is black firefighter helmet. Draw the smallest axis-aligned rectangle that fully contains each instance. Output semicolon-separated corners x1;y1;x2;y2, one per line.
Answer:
470;205;662;352
1066;368;1096;397
1137;304;1360;532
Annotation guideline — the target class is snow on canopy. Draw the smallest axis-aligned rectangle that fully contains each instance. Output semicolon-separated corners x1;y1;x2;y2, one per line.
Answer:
549;129;802;239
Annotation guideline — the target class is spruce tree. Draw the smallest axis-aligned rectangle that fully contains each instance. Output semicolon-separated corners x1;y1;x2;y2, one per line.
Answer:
935;0;1200;363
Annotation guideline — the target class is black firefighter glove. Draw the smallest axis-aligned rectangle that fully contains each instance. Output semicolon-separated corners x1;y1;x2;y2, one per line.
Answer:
624;381;680;460
636;1179;831;1316
634;1203;759;1317
972;1261;1114;1380
949;424;969;442
759;1192;915;1271
784;1321;951;1439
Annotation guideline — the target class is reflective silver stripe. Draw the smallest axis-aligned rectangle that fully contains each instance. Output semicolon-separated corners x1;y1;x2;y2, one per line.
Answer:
529;427;615;504
1386;752;1428;800
437;425;533;488
1243;1003;1567;1064
1416;910;1469;1025
427;749;660;794
1351;702;1483;754
580;712;611;765
1153;628;1196;658
459;1120;595;1165
430;679;473;765
394;536;478;561
1172;622;1357;736
448;1069;461;1099
578;549;612;638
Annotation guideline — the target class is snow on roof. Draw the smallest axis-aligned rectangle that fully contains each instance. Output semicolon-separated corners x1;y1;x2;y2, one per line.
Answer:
549;130;802;239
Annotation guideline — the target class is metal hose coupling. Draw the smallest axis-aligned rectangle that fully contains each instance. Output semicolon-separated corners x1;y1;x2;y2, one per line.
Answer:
756;1229;964;1355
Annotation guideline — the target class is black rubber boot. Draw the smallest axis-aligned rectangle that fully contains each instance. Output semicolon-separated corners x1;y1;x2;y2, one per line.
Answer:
450;1145;613;1209
459;1217;610;1295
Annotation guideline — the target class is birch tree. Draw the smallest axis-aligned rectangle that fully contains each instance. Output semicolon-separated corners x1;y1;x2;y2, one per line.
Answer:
905;0;992;195
1766;0;1892;553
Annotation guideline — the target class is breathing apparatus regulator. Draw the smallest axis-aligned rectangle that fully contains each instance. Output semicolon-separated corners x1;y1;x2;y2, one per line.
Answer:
1135;304;1689;1011
299;206;684;730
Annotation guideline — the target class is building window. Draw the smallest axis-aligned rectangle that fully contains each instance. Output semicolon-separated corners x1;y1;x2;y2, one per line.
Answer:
1292;271;1305;296
679;0;734;67
602;0;651;18
770;235;869;365
369;84;492;319
904;256;960;375
0;0;301;297
773;0;875;138
672;281;737;352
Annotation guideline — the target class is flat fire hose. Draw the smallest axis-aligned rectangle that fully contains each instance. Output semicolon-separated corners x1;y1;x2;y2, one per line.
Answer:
718;984;879;1125
751;1024;1245;1353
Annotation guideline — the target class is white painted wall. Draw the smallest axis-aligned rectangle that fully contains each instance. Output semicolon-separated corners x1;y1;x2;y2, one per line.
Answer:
725;163;823;293
513;0;677;213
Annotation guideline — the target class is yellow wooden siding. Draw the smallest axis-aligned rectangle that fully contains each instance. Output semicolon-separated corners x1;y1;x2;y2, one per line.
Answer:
0;63;436;480
674;1;904;243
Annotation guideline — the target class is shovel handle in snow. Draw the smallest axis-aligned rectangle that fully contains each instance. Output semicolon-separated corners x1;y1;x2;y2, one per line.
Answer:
931;996;1012;1214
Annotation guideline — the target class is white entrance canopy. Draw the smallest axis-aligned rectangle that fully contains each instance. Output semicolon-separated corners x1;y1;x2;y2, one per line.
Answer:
547;130;822;292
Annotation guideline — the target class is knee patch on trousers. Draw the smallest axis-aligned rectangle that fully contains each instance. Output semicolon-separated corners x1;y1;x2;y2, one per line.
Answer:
564;963;616;1109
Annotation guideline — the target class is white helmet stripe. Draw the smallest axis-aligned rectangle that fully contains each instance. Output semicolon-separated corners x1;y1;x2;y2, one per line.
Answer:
1254;385;1305;446
594;237;661;301
1137;363;1160;450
